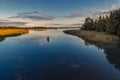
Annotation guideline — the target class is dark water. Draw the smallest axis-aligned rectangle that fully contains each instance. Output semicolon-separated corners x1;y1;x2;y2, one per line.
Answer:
0;29;120;80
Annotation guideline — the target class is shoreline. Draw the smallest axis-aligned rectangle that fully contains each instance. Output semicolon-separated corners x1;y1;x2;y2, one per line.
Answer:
64;29;120;55
64;30;120;45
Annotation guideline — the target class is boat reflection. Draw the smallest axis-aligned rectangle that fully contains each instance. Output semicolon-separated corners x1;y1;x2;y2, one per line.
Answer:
47;36;50;43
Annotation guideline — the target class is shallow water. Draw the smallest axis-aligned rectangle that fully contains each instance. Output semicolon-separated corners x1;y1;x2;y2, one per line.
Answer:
0;29;120;80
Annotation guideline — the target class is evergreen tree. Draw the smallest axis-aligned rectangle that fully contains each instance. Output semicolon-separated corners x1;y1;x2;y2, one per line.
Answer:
81;9;120;37
82;17;95;30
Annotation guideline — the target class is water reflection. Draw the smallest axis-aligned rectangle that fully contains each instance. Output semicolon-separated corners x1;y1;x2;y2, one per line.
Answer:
105;46;120;71
14;30;65;46
0;34;29;42
83;40;120;71
105;51;120;70
0;29;120;80
0;37;5;42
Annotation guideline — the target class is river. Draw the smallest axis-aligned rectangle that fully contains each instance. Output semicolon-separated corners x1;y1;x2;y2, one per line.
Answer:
0;29;120;80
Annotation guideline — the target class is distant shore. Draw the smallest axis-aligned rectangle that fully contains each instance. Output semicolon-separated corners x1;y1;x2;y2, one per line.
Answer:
0;26;80;30
0;26;80;38
64;30;120;45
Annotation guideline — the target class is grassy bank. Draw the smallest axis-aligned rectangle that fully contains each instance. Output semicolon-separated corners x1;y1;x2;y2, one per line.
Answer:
64;30;120;45
0;29;29;37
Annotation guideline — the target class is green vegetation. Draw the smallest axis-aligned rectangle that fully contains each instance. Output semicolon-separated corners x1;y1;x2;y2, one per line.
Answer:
81;9;120;37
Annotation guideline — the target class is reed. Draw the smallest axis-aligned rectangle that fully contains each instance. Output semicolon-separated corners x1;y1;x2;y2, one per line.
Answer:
64;30;119;45
0;29;29;37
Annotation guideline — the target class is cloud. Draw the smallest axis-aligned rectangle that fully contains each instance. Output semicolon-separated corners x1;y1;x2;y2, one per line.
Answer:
9;10;55;20
0;19;10;22
10;15;54;20
66;4;120;18
66;9;109;18
0;21;28;26
17;10;43;15
65;12;87;18
47;23;82;27
106;4;120;11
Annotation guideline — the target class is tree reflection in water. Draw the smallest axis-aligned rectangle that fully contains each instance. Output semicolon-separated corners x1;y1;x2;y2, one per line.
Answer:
0;37;5;42
0;33;29;42
84;40;120;71
105;51;120;70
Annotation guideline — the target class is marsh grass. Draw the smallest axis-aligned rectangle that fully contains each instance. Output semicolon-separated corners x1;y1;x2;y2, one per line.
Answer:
0;29;29;37
64;30;119;45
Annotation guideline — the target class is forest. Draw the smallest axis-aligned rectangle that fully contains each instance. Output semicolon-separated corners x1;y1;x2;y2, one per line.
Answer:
81;9;120;37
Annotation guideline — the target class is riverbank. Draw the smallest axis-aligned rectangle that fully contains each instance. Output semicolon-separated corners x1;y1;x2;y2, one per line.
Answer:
0;29;29;37
64;30;120;45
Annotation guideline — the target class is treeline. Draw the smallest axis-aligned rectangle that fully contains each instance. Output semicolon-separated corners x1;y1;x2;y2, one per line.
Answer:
0;26;57;29
0;26;22;29
81;9;120;37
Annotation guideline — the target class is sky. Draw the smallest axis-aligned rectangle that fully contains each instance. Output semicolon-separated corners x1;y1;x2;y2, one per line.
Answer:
0;0;120;27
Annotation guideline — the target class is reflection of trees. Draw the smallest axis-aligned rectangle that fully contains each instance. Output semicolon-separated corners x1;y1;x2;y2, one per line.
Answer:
105;50;120;70
84;41;91;46
84;40;120;71
0;37;5;42
0;34;28;42
105;47;120;70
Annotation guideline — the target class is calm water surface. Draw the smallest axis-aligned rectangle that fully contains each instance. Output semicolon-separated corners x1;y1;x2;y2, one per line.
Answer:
0;29;120;80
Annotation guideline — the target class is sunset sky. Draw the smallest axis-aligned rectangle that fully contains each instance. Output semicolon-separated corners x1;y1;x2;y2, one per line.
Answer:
0;0;120;27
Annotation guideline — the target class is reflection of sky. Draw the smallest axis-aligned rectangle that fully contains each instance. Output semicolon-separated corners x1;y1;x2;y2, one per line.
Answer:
9;30;67;46
5;29;85;47
0;29;120;80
